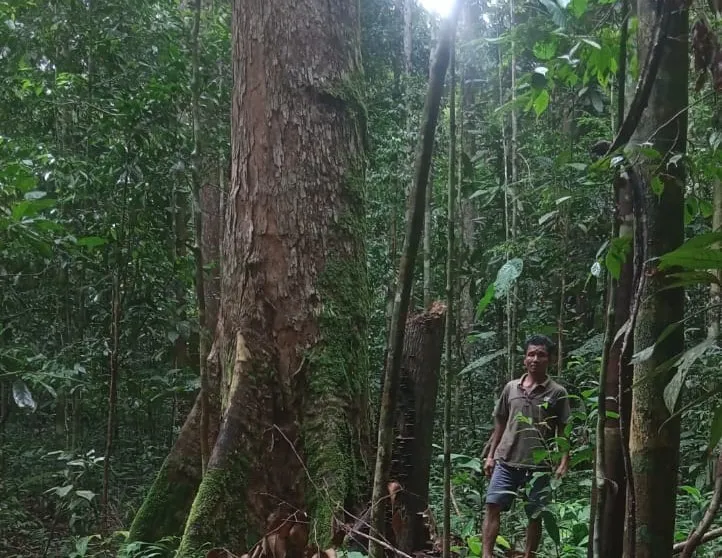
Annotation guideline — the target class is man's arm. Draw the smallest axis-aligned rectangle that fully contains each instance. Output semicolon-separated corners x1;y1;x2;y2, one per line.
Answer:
555;421;570;478
484;384;509;477
554;392;572;478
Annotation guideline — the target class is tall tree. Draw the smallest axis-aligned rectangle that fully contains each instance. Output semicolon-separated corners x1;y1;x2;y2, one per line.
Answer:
175;0;370;554
627;0;688;555
369;6;458;557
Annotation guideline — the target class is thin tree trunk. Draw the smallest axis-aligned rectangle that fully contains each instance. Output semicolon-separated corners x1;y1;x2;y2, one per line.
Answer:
458;0;479;362
102;271;121;532
589;174;634;558
708;179;722;340
424;177;433;309
369;6;458;557
177;0;369;553
442;30;457;558
628;0;688;553
506;0;519;380
389;303;447;554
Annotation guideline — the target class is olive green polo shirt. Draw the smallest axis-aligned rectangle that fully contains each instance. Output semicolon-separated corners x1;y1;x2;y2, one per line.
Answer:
492;374;571;469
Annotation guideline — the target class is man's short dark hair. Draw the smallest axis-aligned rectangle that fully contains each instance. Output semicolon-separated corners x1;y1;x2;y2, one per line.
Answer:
524;334;557;356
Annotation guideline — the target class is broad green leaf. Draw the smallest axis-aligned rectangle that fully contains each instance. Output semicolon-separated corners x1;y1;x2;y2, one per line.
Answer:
542;510;561;544
495;535;511;550
533;41;557;60
459;349;506;375
651;176;664;196
12;380;37;411
534;89;550;117
54;484;74;498
467;536;482;556
494;258;524;298
24;190;46;200
663;338;715;413
658;248;722;271
539;210;558;225
76;236;107;248
657;271;722;292
605;235;632;280
709;406;722;453
570;0;588;17
630;322;681;365
539;0;567;26
476;282;495;317
75;490;96;502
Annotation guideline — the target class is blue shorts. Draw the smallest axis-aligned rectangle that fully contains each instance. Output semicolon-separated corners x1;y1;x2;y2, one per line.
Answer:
485;460;552;518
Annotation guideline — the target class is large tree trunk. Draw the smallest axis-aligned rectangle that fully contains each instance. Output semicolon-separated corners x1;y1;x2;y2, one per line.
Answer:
176;1;369;555
627;0;688;554
390;302;446;554
127;180;224;544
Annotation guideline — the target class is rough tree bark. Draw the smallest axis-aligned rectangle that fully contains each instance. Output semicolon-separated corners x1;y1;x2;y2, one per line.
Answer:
369;7;458;557
389;303;446;554
627;0;688;554
127;180;223;544
175;0;369;554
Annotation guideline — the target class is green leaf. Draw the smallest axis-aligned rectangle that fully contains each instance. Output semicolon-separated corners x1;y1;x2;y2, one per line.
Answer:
570;0;588;17
539;210;558;225
494;258;524;298
495;535;511;550
663;338;715;413
467;536;482;556
533;41;557;60
542;510;561;545
658;271;722;291
650;176;664;196
709;406;722;453
630;321;681;365
658;248;722;271
476;282;495;317
534;89;550;116
459;349;506;376
75;490;96;502
605;235;632;280
76;236;107;248
24;190;47;200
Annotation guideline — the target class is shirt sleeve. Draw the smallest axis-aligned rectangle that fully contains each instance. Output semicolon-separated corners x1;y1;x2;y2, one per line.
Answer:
493;382;510;420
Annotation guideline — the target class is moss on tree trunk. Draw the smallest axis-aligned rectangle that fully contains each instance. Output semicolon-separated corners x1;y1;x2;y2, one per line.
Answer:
175;0;369;555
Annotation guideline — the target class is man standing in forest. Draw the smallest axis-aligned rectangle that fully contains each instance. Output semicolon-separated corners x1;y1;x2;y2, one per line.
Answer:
481;334;571;558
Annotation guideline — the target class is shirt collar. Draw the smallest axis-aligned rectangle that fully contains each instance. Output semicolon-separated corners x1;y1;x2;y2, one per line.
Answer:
516;373;551;390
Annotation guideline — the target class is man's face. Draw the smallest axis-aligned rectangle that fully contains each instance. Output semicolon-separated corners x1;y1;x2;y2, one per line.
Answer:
524;344;550;375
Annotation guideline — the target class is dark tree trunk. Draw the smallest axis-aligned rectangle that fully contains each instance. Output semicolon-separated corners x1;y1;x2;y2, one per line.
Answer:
390;302;446;554
628;0;688;554
176;0;369;554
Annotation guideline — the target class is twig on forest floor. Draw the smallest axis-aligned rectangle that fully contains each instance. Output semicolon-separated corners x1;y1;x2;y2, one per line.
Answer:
345;527;415;558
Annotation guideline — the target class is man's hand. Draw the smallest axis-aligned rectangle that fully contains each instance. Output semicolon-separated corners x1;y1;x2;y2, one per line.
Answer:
484;457;495;478
555;458;569;479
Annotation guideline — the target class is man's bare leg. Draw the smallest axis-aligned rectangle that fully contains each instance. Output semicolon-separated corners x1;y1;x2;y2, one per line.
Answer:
523;518;542;558
482;503;501;558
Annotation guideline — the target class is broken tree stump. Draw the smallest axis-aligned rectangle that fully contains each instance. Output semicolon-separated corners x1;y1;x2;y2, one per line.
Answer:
389;301;446;554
